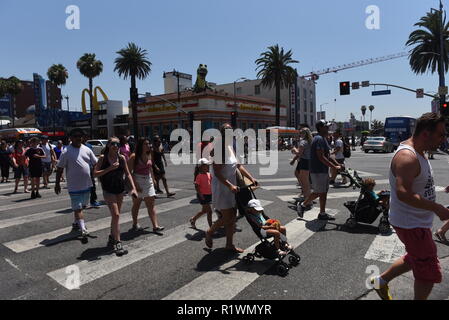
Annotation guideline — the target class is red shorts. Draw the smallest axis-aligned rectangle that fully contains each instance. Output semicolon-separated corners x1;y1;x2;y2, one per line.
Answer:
393;226;442;284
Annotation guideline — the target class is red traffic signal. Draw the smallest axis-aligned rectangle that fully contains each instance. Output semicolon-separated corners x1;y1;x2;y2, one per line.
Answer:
339;81;350;95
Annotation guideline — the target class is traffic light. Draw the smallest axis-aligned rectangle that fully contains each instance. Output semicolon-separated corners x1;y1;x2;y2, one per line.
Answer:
188;111;194;128
441;100;449;117
339;81;350;95
231;111;238;128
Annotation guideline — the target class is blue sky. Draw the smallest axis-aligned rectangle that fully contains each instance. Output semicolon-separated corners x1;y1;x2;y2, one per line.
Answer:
0;0;444;122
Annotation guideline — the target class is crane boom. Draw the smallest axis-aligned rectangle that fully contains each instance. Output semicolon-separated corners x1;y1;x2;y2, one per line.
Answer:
301;52;408;80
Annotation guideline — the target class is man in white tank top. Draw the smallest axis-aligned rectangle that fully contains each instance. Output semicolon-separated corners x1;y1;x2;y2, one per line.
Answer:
372;113;449;300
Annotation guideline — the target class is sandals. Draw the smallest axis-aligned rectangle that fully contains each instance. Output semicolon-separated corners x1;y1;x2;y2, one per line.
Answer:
434;232;449;244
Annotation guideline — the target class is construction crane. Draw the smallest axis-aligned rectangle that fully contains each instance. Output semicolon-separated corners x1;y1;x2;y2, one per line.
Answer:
301;52;409;80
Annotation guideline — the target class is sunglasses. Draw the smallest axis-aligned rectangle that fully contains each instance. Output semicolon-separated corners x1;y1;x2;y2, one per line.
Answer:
110;142;120;147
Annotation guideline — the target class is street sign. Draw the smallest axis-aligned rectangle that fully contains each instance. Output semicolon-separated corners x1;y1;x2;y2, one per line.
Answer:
352;82;360;90
372;90;391;96
362;81;370;87
416;88;424;99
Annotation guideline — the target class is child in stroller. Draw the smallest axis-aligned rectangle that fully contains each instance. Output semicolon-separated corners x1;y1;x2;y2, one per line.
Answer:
236;185;301;277
344;177;391;234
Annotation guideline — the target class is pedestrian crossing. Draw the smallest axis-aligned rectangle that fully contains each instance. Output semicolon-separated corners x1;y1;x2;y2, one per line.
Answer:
0;169;442;299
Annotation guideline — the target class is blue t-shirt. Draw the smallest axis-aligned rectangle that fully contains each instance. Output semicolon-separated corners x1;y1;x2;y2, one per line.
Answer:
310;135;330;174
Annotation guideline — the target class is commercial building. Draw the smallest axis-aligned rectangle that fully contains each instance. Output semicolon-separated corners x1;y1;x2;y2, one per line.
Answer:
214;77;316;128
136;89;286;140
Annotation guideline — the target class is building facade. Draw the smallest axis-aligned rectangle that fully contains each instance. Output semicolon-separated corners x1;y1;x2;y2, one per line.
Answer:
136;89;287;140
214;77;316;128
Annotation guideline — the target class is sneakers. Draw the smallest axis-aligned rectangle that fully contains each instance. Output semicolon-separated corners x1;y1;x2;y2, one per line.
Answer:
114;241;128;257
167;192;176;198
71;222;80;232
318;213;335;221
107;234;115;247
370;277;393;300
90;201;101;208
130;224;144;232
156;189;164;194
296;202;312;218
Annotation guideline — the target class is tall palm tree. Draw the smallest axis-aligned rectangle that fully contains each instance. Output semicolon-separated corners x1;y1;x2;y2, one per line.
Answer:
114;42;152;140
47;64;69;136
406;8;449;101
0;78;7;98
6;77;23;128
361;105;367;121
76;53;103;138
255;44;298;126
368;105;375;130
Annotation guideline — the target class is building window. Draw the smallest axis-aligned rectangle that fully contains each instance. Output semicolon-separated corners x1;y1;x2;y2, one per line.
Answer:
236;87;242;94
310;101;314;113
304;100;307;113
310;115;314;126
255;85;260;95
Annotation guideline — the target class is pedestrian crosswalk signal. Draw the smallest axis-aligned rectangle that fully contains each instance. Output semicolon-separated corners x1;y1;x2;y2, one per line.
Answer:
340;82;350;95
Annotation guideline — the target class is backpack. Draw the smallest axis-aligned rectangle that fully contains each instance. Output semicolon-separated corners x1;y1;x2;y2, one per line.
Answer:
343;140;351;158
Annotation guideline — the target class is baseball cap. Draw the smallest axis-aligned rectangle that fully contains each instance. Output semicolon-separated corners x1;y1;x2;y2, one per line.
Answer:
315;119;331;131
198;158;211;165
247;199;264;211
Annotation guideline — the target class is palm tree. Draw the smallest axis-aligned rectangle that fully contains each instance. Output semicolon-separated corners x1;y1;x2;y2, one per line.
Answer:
114;43;152;140
368;105;375;129
6;77;23;128
361;105;367;120
406;8;449;106
76;53;103;138
255;44;298;126
47;64;69;136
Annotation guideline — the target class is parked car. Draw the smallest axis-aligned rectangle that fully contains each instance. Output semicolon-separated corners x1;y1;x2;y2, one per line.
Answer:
362;137;394;153
85;139;108;156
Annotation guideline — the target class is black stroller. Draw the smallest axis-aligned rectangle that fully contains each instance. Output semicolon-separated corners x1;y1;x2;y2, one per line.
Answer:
236;184;301;277
339;168;363;189
343;183;391;234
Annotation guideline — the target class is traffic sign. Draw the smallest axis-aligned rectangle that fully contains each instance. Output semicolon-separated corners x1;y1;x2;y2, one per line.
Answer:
372;90;391;96
362;81;370;87
352;82;360;90
416;88;424;99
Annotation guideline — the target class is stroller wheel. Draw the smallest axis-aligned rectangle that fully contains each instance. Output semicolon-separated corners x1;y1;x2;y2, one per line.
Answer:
288;255;300;267
346;218;357;229
276;263;289;277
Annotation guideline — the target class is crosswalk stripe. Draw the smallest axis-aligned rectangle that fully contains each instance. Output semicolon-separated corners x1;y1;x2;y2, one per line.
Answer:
3;195;196;253
163;207;338;300
257;171;381;184
364;232;405;264
262;180;390;191
46;200;273;289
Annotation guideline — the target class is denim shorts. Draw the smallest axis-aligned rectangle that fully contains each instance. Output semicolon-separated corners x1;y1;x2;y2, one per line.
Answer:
69;190;91;211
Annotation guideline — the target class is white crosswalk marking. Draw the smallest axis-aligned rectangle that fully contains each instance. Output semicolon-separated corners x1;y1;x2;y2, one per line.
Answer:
3;195;196;253
262;180;390;191
364;232;405;264
46;200;273;289
163;208;338;300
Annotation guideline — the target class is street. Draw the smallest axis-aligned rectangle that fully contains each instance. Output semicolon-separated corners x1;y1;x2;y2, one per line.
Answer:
1;149;449;300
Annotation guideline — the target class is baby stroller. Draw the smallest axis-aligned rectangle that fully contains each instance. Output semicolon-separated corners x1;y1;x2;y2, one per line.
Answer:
343;182;391;234
339;168;363;189
236;184;301;277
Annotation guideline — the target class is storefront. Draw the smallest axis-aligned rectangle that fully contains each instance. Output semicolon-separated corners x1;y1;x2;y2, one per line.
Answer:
137;90;286;140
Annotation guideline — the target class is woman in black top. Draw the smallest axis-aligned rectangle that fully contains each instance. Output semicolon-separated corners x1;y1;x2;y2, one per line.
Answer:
94;137;137;256
0;141;11;183
152;135;175;197
25;137;46;199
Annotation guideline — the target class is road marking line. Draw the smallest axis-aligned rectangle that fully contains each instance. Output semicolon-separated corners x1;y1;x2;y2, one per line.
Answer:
262;180;390;191
163;208;338;300
4;258;21;271
3;195;195;253
46;200;273;289
364;232;405;264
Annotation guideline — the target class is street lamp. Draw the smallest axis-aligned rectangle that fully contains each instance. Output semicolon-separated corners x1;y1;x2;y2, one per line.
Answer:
319;103;329;120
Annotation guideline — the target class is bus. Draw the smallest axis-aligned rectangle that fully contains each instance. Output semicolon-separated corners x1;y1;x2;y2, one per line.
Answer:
0;128;42;142
384;116;416;149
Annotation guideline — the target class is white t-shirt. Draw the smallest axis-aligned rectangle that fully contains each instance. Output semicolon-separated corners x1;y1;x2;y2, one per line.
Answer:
57;144;98;193
334;139;344;160
41;143;54;163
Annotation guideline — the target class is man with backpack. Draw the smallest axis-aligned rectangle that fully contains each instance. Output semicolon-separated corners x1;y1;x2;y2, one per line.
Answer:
330;130;348;185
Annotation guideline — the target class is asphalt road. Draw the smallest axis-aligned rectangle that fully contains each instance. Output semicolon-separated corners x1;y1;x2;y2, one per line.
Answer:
1;149;449;300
